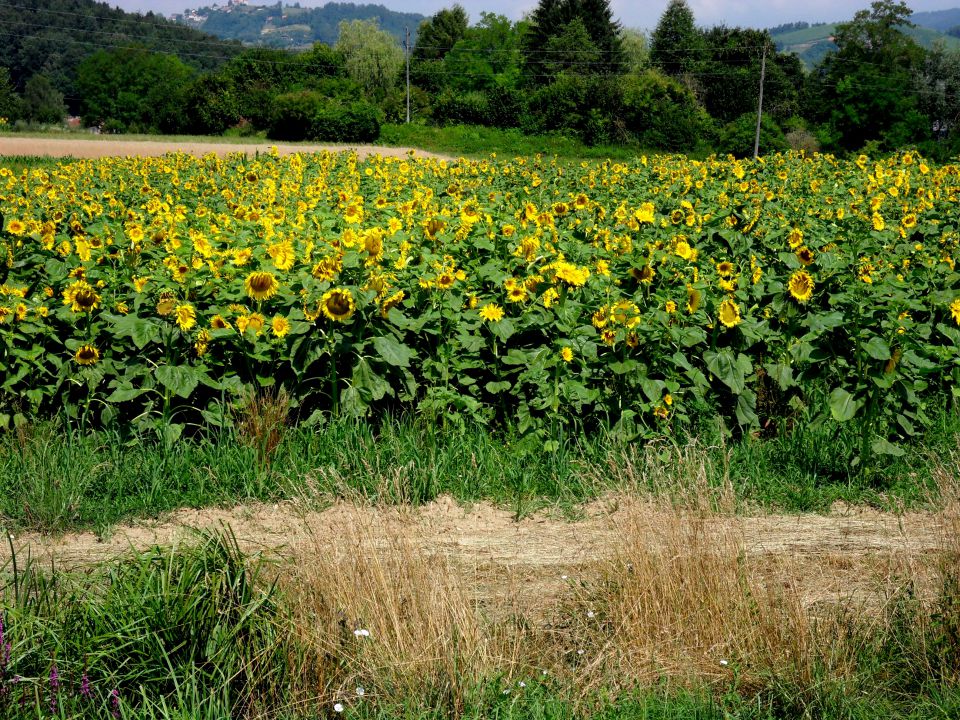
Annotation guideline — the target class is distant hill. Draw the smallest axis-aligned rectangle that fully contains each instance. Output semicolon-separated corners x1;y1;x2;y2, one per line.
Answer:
911;8;960;32
175;2;425;48
770;19;960;67
0;0;240;108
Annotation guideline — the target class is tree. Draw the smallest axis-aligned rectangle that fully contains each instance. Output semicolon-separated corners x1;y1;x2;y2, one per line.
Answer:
0;67;21;122
807;1;926;151
21;74;65;124
620;28;650;75
913;43;960;158
523;0;625;84
413;5;469;61
649;0;704;79
335;19;404;101
411;5;470;92
76;48;195;133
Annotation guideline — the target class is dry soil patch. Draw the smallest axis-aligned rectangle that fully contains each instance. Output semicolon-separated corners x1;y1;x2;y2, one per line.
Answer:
0;135;450;161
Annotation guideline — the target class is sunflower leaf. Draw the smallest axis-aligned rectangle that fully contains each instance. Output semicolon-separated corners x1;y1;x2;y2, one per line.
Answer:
829;387;862;422
373;335;415;367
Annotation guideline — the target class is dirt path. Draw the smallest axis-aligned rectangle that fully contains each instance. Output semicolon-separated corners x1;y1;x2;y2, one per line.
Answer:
1;497;945;611
0;135;451;160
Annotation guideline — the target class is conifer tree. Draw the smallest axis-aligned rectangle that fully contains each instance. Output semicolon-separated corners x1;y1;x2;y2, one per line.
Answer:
523;0;625;83
649;0;704;78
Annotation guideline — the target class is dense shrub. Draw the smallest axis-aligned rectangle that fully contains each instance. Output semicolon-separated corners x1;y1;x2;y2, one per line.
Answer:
267;90;326;141
313;101;380;142
718;113;789;157
620;70;716;152
432;89;491;127
268;92;380;142
522;75;621;144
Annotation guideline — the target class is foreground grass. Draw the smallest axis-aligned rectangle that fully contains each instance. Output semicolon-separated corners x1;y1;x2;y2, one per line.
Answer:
1;412;957;533
1;482;957;720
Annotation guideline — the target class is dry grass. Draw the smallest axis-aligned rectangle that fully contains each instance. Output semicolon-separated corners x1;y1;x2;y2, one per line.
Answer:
283;507;530;713
273;451;960;715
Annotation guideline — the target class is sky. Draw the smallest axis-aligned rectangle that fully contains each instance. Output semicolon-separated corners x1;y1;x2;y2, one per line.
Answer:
112;0;960;32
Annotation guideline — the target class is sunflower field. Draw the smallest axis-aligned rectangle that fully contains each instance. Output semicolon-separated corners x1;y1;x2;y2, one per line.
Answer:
0;149;958;459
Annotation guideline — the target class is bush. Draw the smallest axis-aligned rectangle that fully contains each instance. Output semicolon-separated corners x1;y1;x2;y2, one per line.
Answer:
620;70;716;152
718;113;789;157
522;75;621;145
267;90;325;141
431;89;491;127
313;101;381;143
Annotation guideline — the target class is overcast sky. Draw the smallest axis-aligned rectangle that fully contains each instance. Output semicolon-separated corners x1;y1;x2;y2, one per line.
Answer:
112;0;960;32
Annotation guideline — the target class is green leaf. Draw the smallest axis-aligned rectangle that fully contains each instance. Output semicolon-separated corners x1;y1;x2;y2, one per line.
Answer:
863;336;891;361
491;318;515;342
340;386;368;418
162;422;184;448
372;335;415;367
829;387;862;422
352;358;391;402
485;380;512;393
704;349;747;394
110;314;161;350
871;438;906;457
764;362;795;390
107;385;150;403
154;365;199;399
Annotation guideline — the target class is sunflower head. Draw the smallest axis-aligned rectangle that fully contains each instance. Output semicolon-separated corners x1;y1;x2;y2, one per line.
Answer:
716;261;735;277
62;280;101;313
788;270;814;304
271;315;291;338
718;298;741;328
479;303;504;323
175;303;196;331
795;247;815;266
244;271;279;301
74;344;100;366
321;288;356;323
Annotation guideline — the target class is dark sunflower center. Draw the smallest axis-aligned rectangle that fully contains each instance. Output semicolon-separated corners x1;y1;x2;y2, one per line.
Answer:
327;294;350;315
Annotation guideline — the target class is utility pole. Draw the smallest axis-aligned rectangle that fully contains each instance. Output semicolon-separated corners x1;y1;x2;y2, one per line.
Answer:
405;26;411;124
753;43;767;160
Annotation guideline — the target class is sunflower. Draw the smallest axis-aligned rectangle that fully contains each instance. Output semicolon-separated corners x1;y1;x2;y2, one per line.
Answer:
716;261;735;277
788;270;814;303
872;213;885;231
321;288;355;322
271;315;291;338
175;304;196;331
560;347;574;363
211;314;232;331
686;287;702;314
718;298;741;328
951;298;960;326
901;213;917;229
268;241;296;271
156;292;176;316
312;256;342;281
380;290;405;317
631;265;656;284
506;285;528;303
74;344;100;366
479;303;504;322
245;271;279;301
795;247;815;266
6;219;25;235
62;280;101;313
436;272;456;290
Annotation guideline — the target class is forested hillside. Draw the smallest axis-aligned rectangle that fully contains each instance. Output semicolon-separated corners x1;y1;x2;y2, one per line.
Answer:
176;2;424;48
0;0;240;114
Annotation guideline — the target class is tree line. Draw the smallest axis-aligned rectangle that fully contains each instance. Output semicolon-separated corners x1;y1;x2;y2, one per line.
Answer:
0;0;957;158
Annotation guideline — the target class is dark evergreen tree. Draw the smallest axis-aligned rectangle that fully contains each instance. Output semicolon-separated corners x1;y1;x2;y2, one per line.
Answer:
649;0;704;79
523;0;625;84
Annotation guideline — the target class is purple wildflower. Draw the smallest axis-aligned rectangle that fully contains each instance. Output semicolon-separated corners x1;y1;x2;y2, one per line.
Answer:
81;670;91;700
49;663;59;715
110;687;120;718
